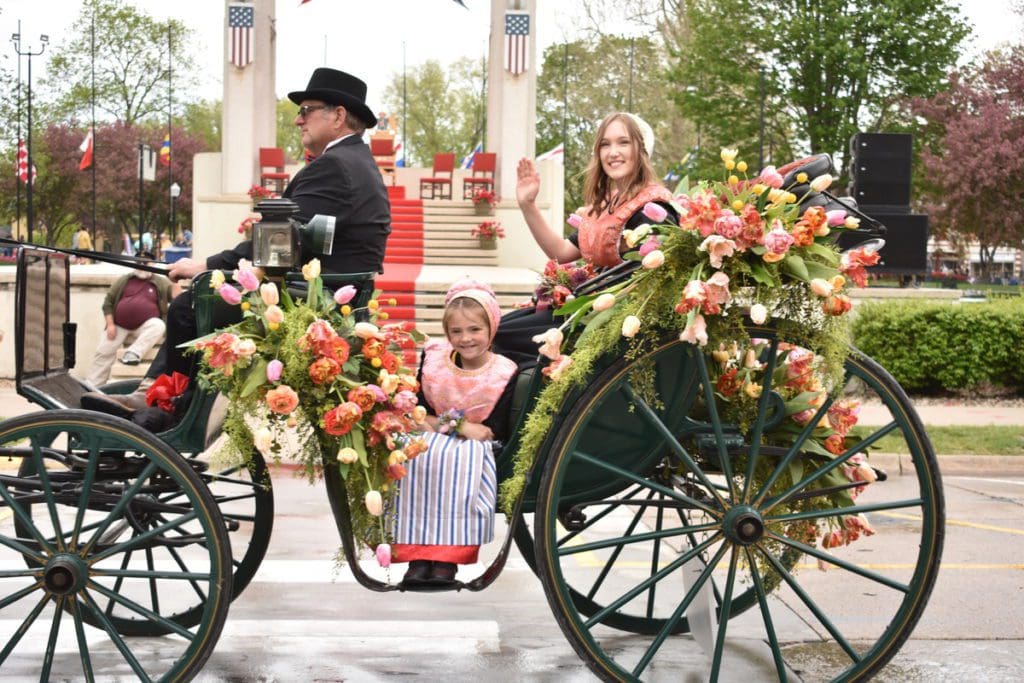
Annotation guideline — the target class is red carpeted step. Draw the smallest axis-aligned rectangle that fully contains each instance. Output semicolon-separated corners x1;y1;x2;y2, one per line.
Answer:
387;186;407;200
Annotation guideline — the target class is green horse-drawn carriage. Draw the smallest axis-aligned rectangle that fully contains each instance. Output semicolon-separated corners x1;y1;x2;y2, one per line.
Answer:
0;232;943;681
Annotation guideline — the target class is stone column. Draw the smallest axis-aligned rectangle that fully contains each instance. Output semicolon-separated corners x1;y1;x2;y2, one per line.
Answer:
220;0;277;195
486;0;537;201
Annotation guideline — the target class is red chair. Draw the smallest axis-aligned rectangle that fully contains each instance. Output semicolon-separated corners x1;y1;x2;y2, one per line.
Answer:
419;152;455;200
259;147;290;192
462;152;496;200
370;136;397;186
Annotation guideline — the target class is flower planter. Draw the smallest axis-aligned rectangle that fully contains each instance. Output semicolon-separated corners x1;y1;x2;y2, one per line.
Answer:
477;237;498;250
474;202;494;216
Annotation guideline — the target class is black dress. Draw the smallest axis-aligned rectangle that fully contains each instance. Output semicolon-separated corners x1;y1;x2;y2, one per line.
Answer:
492;201;678;367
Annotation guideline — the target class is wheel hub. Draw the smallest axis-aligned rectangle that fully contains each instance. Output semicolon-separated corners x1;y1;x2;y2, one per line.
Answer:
723;505;765;545
44;554;88;595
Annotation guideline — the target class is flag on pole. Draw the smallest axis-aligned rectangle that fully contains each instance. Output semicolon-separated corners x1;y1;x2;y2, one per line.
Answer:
228;2;255;68
159;134;171;167
536;143;564;163
504;12;530;75
78;128;94;171
460;142;482;170
16;139;36;185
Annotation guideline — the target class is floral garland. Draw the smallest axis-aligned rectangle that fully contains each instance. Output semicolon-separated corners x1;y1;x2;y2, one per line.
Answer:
187;259;427;567
499;149;881;553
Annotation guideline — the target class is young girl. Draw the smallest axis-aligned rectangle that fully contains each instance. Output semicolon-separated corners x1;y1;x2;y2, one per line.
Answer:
393;279;518;584
494;112;678;364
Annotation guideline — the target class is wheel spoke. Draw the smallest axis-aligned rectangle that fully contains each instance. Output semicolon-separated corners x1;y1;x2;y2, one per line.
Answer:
71;596;96;683
630;541;730;677
745;546;788;682
0;476;54;558
560;519;721;557
105;545;134;618
584;489;656;601
751;394;835;507
755;543;862;663
766;497;925;525
585;533;723;629
0;580;44;610
81;460;160;556
86;581;197;640
92;568;215;582
79;589;154;681
72;441;103;551
646;501;666;619
695;353;737;499
0;592;50;665
557;485;649;547
145;547;160;616
165;544;210;602
742;337;780;502
708;545;740;681
766;530;910;593
621;383;729;510
572;450;720;516
32;439;65;552
89;510;198;563
40;595;65;681
0;568;42;578
763;422;898;513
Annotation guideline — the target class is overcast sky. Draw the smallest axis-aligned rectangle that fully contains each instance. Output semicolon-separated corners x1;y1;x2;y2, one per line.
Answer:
2;0;1020;115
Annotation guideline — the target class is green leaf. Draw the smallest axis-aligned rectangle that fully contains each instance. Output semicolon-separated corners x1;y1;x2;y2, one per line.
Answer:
239;358;269;398
352;428;369;468
555;292;598;317
338;462;350;480
781;254;810;282
750;261;774;286
805;241;840;265
804;260;840;281
576;307;615;346
784;391;825;415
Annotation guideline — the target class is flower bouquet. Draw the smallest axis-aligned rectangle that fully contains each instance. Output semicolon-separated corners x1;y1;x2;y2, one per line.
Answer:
471;220;505;249
532;259;598;311
502;148;883;560
472;188;497;215
187;258;427;564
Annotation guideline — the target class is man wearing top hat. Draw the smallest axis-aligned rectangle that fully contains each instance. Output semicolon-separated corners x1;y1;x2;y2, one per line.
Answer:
83;68;390;417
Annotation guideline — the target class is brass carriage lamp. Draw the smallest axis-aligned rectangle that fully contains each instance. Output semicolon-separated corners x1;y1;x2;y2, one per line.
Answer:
251;198;336;274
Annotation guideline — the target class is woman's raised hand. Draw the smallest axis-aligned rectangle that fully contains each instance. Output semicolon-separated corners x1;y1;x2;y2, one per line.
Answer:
516;157;540;206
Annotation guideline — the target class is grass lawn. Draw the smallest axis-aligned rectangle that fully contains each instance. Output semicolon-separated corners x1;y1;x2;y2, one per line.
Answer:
870;425;1024;456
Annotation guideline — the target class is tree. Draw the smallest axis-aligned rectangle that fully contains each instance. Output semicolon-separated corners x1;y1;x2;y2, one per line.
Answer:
911;47;1024;279
42;0;198;127
666;0;970;180
535;35;694;216
381;57;486;167
276;98;304;164
179;99;222;152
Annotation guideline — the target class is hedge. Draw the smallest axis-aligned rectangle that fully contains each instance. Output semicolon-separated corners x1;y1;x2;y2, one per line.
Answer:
851;298;1024;394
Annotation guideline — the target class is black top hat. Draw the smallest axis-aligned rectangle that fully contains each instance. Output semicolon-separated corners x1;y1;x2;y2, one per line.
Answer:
288;68;376;129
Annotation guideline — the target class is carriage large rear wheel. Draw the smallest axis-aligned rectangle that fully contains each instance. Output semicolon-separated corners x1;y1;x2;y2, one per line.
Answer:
534;329;944;681
0;410;232;682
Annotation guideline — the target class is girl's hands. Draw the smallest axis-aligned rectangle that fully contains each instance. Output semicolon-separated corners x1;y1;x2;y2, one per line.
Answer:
516;157;540;206
459;421;494;442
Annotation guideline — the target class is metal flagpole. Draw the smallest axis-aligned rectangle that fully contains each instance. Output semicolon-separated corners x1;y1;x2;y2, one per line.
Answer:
14;20;21;239
402;41;407;167
165;19;173;251
91;10;96;244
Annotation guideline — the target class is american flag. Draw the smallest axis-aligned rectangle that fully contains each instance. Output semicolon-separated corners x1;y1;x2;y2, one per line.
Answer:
504;12;529;76
228;3;254;69
16;139;36;185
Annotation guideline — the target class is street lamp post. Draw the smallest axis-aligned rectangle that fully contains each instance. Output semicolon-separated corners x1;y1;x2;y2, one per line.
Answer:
169;182;181;246
758;63;766;172
11;30;48;243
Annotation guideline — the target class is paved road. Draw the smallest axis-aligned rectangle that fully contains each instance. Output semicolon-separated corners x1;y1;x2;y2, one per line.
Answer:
4;470;1020;682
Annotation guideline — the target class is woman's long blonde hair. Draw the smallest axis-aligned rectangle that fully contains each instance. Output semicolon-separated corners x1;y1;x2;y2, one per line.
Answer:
582;113;658;217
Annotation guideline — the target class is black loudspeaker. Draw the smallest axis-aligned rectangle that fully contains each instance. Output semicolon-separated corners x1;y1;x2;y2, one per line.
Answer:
836;212;929;274
848;133;913;208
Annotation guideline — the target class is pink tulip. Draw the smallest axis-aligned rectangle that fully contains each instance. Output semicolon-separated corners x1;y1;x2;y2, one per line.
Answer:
334;285;357;305
592;293;616;311
532;328;564;360
698;234;738;268
749;303;768;324
567;213;583;229
825;209;848;226
542;354;574;381
758;166;784;189
641;202;668;223
621;315;641;338
365;490;383;516
679;314;708;346
641;249;665;269
234;267;260;292
638;238;660;257
266;359;283;382
264;305;285;324
259;283;279;306
375;543;392;568
217;285;242;305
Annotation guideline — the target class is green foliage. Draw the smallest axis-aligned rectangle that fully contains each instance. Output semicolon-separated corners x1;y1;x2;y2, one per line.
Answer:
276;99;304;163
665;0;970;180
43;0;197;127
381;57;486;167
535;35;695;218
852;299;1024;393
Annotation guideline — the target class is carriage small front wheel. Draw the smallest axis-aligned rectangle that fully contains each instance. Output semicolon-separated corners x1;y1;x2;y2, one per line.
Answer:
533;327;944;681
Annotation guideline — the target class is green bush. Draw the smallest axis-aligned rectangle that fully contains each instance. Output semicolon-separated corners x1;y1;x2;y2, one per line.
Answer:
851;299;1024;394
